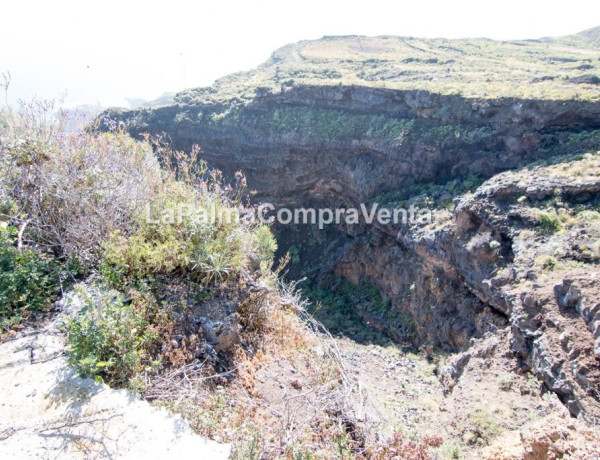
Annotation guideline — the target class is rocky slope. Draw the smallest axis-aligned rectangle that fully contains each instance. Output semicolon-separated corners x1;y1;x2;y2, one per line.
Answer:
102;30;600;423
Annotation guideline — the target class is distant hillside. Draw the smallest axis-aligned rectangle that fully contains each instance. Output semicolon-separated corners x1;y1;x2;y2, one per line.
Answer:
174;28;600;105
571;25;600;47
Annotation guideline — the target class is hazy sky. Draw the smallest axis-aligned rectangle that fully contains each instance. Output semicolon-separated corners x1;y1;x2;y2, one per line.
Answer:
2;0;599;108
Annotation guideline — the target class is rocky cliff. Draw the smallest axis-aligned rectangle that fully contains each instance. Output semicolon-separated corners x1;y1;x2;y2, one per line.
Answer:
108;84;600;207
102;30;600;421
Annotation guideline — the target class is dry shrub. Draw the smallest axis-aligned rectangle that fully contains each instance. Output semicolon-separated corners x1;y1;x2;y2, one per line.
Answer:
0;101;162;263
359;433;444;460
226;281;377;459
233;347;266;397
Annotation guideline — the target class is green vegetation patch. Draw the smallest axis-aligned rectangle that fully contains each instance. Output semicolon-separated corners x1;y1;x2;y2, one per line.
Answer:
65;283;167;386
302;277;412;345
0;226;63;332
268;106;415;142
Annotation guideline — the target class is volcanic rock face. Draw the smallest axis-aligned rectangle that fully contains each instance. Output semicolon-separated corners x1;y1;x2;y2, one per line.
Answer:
106;84;600;210
446;167;600;421
103;33;600;420
331;154;600;421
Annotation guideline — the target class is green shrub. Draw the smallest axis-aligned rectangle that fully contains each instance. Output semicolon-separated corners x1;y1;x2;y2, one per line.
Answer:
2;95;282;393
102;180;274;285
102;226;190;279
578;209;600;222
542;256;557;271
103;202;248;285
538;211;562;233
468;408;503;445
0;225;61;331
187;217;247;284
66;283;166;386
251;225;278;264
